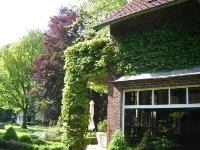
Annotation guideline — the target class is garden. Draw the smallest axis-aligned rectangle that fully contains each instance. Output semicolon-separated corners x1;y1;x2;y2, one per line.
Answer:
0;124;66;150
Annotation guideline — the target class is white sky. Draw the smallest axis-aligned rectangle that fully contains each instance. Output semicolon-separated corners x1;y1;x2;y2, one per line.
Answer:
0;0;84;47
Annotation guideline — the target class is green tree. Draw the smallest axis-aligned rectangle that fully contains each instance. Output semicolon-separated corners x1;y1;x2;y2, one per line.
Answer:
0;29;44;129
74;0;126;41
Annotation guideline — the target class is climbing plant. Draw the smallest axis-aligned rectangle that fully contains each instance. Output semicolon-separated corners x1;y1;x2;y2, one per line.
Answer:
61;24;200;149
116;25;200;75
61;38;116;149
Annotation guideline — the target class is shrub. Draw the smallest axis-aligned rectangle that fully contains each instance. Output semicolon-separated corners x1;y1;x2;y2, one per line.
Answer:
2;127;18;141
108;130;129;150
32;139;46;145
135;129;152;150
86;132;96;138
45;128;62;142
151;136;175;150
39;147;50;150
0;138;39;150
19;135;32;143
97;120;107;132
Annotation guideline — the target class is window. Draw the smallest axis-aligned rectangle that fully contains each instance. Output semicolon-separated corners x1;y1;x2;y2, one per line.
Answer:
171;88;186;104
139;90;152;105
124;86;200;106
189;87;200;104
125;91;137;105
154;89;168;105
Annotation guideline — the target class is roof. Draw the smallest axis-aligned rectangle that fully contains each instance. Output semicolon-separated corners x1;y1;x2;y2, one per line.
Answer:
94;0;188;30
112;66;200;82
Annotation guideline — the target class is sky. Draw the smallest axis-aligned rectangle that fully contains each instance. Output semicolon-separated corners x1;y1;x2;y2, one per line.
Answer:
0;0;83;47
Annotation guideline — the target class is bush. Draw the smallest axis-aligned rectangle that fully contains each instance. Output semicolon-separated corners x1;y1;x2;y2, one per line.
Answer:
32;139;46;145
19;135;32;143
135;129;152;150
3;127;18;141
97;120;107;132
45;128;62;142
108;130;129;150
85;132;96;138
0;138;39;150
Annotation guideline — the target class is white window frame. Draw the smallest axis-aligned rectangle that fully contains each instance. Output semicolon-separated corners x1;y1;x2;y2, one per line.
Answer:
122;85;200;134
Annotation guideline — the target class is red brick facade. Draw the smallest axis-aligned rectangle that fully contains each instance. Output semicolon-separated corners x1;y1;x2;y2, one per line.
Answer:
107;74;200;142
105;0;200;144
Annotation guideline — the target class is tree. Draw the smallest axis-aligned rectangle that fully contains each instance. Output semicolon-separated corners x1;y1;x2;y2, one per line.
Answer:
75;0;126;41
0;29;44;129
30;7;80;123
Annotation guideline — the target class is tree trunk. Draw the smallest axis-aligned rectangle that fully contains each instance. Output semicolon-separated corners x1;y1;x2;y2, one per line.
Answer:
22;109;27;129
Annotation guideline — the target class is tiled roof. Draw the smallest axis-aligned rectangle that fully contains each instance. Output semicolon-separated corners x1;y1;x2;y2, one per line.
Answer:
94;0;186;30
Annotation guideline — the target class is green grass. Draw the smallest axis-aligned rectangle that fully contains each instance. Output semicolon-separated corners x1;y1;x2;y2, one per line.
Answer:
0;124;51;137
0;124;66;148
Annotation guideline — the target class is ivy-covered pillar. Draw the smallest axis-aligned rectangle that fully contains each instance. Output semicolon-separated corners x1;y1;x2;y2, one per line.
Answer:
61;74;89;150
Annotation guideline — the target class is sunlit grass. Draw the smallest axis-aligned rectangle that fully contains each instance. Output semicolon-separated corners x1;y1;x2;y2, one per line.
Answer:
0;124;58;137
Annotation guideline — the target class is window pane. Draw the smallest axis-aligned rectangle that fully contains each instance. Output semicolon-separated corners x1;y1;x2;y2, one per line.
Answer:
125;91;137;105
139;90;152;105
171;88;186;104
124;109;137;145
154;89;168;105
189;87;200;104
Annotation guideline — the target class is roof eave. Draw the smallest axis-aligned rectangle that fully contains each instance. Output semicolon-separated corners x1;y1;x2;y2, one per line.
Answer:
93;0;188;31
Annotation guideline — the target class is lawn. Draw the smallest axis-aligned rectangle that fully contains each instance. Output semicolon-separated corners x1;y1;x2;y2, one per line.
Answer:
0;124;52;137
0;124;66;149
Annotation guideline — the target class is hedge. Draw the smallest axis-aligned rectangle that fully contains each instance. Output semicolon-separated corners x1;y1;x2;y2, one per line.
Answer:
0;138;66;150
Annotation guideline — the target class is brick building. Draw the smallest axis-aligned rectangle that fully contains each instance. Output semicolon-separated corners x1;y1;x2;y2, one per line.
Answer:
95;0;200;149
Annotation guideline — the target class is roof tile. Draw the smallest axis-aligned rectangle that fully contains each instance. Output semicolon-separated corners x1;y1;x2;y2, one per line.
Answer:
98;0;178;26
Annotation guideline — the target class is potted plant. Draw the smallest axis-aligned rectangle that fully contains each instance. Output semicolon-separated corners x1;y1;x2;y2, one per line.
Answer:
96;120;107;149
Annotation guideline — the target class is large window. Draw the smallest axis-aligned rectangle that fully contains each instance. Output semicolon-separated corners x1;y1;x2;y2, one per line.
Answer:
123;86;200;146
124;86;200;107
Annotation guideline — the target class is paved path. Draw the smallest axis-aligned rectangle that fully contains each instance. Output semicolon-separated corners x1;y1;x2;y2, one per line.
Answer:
86;145;106;150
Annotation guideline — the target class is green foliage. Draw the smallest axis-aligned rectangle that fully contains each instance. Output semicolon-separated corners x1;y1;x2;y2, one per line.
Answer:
75;0;126;41
135;129;152;150
0;138;39;150
32;139;46;145
116;25;200;75
108;130;129;150
97;120;107;132
0;29;44;128
61;38;116;149
169;112;183;119
151;136;174;150
85;132;96;138
45;129;62;142
3;127;18;141
19;135;32;143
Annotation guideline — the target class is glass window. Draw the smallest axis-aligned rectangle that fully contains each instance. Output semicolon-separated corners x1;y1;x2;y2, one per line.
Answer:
139;90;152;105
125;91;137;105
189;87;200;104
154;89;168;105
170;88;186;104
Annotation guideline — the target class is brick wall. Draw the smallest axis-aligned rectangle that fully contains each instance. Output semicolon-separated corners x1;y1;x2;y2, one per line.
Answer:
107;74;200;142
107;73;122;143
110;1;200;38
113;74;200;91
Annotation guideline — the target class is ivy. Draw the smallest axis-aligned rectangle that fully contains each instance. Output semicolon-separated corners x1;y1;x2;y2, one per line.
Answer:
61;38;116;149
116;25;200;75
61;24;200;149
